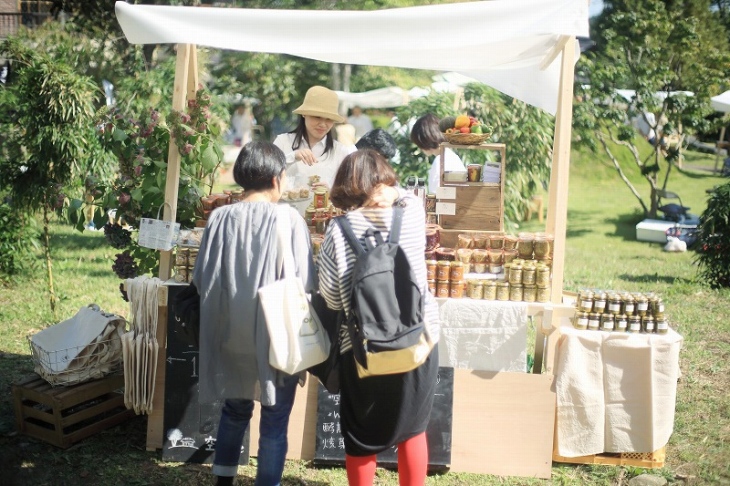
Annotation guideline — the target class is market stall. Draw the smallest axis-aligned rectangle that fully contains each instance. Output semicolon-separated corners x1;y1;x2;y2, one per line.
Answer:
110;0;683;479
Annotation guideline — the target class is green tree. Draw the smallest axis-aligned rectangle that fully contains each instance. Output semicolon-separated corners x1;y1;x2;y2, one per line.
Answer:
0;39;99;316
575;0;730;217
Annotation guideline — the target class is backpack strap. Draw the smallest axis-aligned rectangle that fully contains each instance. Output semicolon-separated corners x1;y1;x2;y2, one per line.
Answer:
388;206;404;245
334;215;366;256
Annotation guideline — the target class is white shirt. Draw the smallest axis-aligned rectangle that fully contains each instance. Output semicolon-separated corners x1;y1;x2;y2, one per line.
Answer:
273;132;356;188
427;147;466;193
347;113;374;140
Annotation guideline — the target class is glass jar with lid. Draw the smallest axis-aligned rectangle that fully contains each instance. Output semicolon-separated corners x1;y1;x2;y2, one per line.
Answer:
622;293;635;316
533;236;550;258
496;281;510;301
483;280;497;300
578;290;594;313
503;234;518;251
436;261;451;281
467;279;484;299
535;265;550;288
450;261;465;282
522;264;536;285
509;283;524;302
436;280;450;298
574;311;588;330
593;291;607;314
427;280;436;295
536;286;551;302
517;233;534;259
628;315;642;333
587;313;601;331
616;314;628;332
488;234;504;250
643;315;655;333
523;284;537;302
607;293;622;315
636;294;649;317
425;260;437;280
600;313;615;332
449;281;465;299
656;318;669;334
435;247;456;261
653;297;665;317
508;263;523;285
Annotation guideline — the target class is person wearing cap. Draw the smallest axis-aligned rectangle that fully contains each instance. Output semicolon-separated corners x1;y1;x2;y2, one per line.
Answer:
274;86;356;189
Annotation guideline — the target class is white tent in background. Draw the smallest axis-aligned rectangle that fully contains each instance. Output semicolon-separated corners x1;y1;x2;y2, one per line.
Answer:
711;90;730;113
336;86;409;110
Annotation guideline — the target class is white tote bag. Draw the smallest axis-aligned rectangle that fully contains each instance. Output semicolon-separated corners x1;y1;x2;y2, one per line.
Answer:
258;206;330;374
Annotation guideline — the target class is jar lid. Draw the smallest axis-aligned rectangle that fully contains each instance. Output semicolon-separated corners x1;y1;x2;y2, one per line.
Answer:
437;260;451;266
426;259;437;264
450;261;463;267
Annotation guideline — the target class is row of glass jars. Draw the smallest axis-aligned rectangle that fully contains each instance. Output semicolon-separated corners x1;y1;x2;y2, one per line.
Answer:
576;290;665;319
573;311;670;334
455;231;554;259
467;280;551;302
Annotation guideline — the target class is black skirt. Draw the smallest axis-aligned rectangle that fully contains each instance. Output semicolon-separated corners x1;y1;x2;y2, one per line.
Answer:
339;346;439;457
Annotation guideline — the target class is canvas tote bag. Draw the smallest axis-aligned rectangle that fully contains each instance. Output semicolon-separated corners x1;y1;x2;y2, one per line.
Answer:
258;205;330;374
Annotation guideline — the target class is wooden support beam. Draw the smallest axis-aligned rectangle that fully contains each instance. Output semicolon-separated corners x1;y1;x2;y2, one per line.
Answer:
546;37;576;305
146;44;198;451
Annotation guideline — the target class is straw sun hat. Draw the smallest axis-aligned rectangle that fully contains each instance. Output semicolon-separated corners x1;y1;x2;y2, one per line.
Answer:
293;86;345;123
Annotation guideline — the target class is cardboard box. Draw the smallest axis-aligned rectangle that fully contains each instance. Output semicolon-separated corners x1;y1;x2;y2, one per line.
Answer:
636;219;674;243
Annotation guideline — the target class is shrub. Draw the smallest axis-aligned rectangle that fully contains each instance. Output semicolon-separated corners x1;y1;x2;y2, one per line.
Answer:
0;202;39;279
694;182;730;288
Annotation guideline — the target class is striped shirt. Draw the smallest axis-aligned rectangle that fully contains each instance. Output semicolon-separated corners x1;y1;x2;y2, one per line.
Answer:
318;193;441;353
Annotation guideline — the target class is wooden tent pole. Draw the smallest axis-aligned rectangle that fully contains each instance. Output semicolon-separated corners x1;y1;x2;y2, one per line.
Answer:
546;36;575;306
146;43;198;450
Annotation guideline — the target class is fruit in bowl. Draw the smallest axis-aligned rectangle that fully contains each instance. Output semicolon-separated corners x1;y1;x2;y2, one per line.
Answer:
439;114;493;144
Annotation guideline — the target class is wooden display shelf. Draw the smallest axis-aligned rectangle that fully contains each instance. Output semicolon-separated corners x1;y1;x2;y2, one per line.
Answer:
553;447;666;469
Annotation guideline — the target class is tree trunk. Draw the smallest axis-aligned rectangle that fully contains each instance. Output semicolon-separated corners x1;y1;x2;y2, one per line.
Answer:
331;63;341;91
343;64;351;92
43;204;57;319
599;137;649;215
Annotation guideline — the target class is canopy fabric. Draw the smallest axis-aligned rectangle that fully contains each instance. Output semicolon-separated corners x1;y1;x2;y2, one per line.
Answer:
336;86;409;109
114;0;589;115
711;90;730;113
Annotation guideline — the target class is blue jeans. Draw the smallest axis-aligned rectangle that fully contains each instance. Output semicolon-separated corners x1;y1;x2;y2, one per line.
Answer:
212;375;299;485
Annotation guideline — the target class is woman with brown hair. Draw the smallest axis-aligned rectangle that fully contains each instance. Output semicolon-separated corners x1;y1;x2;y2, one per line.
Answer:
318;149;440;486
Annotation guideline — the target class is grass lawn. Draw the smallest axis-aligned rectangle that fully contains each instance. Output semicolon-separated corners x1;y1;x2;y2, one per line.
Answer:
1;141;729;485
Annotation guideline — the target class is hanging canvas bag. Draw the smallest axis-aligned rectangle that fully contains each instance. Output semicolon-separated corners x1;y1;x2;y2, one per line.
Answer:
138;202;180;251
258;205;330;374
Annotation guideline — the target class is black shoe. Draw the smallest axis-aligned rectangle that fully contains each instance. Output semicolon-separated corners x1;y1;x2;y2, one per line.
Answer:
216;476;234;486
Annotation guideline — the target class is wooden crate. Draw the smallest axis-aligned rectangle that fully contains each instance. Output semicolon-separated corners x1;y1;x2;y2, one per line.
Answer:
12;373;135;448
553;447;666;469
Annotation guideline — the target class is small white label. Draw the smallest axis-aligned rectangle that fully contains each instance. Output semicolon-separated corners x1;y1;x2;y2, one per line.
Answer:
624;303;635;314
630;322;641;331
602;321;615;331
588;319;600;330
637;302;649;312
577;317;588;327
435;202;456;215
657;321;669;330
608;303;621;312
617;320;627;330
436;187;457;200
645;322;655;332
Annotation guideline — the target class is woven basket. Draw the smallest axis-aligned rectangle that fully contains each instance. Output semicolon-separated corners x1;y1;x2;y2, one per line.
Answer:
444;132;492;145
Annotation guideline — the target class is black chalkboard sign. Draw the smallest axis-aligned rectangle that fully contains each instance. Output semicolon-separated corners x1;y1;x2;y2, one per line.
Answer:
162;283;250;464
314;367;453;470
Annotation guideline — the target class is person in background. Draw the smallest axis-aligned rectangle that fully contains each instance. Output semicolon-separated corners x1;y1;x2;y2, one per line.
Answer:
318;150;440;486
274;86;356;189
193;141;316;486
347;105;374;141
230;103;255;146
355;128;397;161
410;113;465;193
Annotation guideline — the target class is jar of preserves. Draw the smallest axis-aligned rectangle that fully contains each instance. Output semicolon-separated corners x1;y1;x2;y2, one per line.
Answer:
436;280;450;298
426;213;438;225
425;260;437;280
425;228;440;252
450;261;465;282
313;214;328;235
427;280;436;296
636;294;649;317
503;234;518;251
600;313;615;332
616;314;628;332
628;315;642;333
425;194;437;213
435;247;456;261
488;234;504;250
304;205;316;226
653;298;665;317
578;290;594;313
536;286;551;303
313;187;329;209
622;293;635;316
467;164;482;182
607;294;622;315
467;280;484;299
517;233;534;259
587;313;601;331
656;318;669;335
496;281;510;301
574;311;588;330
643;315;655;333
483;280;497;300
509;283;524;302
593;291;607;314
436;261;451;280
523;284;537;302
456;248;473;272
522;264;536;286
533;236;550;258
502;248;518;264
449;280;465;299
457;234;474;249
508;263;523;285
471;234;487;249
535;265;551;288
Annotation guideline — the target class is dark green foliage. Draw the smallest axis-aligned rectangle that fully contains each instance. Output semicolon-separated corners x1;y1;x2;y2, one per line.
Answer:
103;223;133;250
694;182;730;288
0;202;39;279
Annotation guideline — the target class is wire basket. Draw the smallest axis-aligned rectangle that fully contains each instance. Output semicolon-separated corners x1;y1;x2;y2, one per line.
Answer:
444;132;493;145
29;336;125;387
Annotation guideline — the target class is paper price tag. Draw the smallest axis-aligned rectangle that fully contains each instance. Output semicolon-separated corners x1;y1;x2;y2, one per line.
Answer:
435;202;456;215
436;187;457;200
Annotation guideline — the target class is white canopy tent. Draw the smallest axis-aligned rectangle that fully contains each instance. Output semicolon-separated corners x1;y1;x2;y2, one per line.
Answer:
114;1;588;470
711;90;730;172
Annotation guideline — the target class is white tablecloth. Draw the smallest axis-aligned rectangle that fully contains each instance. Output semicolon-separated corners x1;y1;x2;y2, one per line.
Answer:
555;326;682;456
437;299;528;372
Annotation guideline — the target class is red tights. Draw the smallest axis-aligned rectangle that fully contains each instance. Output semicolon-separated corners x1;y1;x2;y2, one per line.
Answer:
345;432;428;486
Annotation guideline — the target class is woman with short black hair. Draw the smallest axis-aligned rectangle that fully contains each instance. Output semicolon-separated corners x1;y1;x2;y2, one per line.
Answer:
410;113;465;193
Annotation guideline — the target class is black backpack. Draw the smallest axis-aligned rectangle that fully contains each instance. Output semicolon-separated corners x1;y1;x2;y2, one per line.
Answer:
335;206;431;378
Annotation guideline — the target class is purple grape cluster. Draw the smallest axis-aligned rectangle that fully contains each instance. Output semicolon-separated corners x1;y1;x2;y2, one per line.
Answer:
112;251;138;279
103;223;132;249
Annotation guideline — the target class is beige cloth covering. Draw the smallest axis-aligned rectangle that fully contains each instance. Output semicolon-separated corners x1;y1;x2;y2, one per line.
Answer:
555;326;682;457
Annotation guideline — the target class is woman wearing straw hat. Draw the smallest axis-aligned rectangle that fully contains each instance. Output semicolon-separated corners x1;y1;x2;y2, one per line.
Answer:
274;86;356;190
